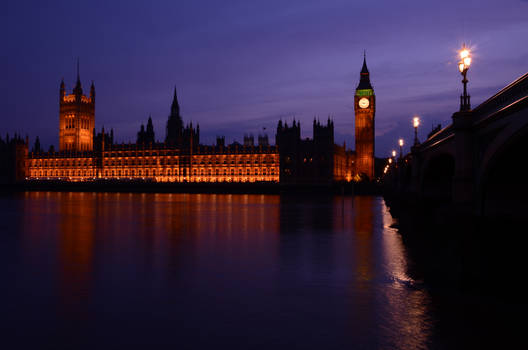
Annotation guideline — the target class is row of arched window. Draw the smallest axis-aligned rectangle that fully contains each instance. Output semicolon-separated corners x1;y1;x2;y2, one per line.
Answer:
30;168;278;179
101;168;276;177
32;170;94;177
100;156;277;167
34;159;93;167
64;115;91;130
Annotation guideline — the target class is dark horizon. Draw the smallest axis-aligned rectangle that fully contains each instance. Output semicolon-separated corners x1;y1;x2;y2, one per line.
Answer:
4;0;528;156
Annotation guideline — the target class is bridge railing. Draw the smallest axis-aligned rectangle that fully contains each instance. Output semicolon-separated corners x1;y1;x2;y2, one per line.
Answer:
472;73;528;121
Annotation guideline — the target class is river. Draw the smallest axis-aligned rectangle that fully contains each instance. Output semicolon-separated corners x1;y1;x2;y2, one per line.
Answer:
2;192;523;349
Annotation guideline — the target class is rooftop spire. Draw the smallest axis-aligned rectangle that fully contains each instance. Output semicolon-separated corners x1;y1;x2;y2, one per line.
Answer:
170;86;180;117
361;51;369;74
73;57;83;95
357;51;373;90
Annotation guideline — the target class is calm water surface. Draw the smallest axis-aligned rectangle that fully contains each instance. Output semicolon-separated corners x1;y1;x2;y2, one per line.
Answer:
1;192;519;349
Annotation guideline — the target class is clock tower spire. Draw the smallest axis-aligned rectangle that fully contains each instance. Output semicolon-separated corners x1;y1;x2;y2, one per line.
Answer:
354;53;375;180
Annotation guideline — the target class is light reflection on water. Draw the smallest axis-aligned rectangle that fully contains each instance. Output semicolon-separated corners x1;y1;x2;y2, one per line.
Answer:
5;192;433;349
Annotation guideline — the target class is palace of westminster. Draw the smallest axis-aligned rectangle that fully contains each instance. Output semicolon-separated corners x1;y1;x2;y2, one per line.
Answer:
1;57;376;184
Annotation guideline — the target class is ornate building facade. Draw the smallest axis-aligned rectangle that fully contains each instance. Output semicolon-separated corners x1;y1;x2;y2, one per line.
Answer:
27;80;280;183
59;68;95;152
18;57;375;184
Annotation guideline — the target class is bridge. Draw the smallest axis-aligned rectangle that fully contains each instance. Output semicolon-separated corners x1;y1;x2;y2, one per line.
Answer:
384;73;528;220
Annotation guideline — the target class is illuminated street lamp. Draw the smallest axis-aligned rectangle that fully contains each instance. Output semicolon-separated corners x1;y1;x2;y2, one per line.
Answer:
413;116;420;145
392;150;396;158
458;44;472;111
398;139;404;159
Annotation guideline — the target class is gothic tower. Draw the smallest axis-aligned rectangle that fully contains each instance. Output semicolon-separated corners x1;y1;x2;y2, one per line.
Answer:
59;63;95;151
166;87;184;146
354;54;375;179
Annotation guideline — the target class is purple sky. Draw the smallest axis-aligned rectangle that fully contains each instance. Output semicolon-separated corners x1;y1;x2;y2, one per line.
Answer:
4;0;528;156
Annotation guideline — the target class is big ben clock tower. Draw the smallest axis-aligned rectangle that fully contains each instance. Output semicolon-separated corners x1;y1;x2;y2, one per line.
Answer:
354;54;375;179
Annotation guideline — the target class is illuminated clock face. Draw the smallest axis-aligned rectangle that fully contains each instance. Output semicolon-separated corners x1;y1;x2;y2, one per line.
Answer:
358;97;370;109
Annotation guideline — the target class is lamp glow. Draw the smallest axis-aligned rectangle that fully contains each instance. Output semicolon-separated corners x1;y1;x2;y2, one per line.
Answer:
398;139;404;159
413;116;420;145
458;44;472;111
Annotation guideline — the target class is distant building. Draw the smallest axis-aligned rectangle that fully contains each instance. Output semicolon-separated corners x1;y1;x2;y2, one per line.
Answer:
0;134;28;184
22;57;375;184
276;119;355;183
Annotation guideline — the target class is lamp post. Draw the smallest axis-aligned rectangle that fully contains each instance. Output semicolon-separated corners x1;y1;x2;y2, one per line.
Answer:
458;45;472;111
398;139;404;159
413;116;420;145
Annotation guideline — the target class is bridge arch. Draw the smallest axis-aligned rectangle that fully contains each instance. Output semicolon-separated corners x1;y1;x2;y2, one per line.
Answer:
476;117;528;218
420;153;455;202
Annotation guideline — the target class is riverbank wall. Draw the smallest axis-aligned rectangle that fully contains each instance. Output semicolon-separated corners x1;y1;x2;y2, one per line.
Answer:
1;180;383;196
